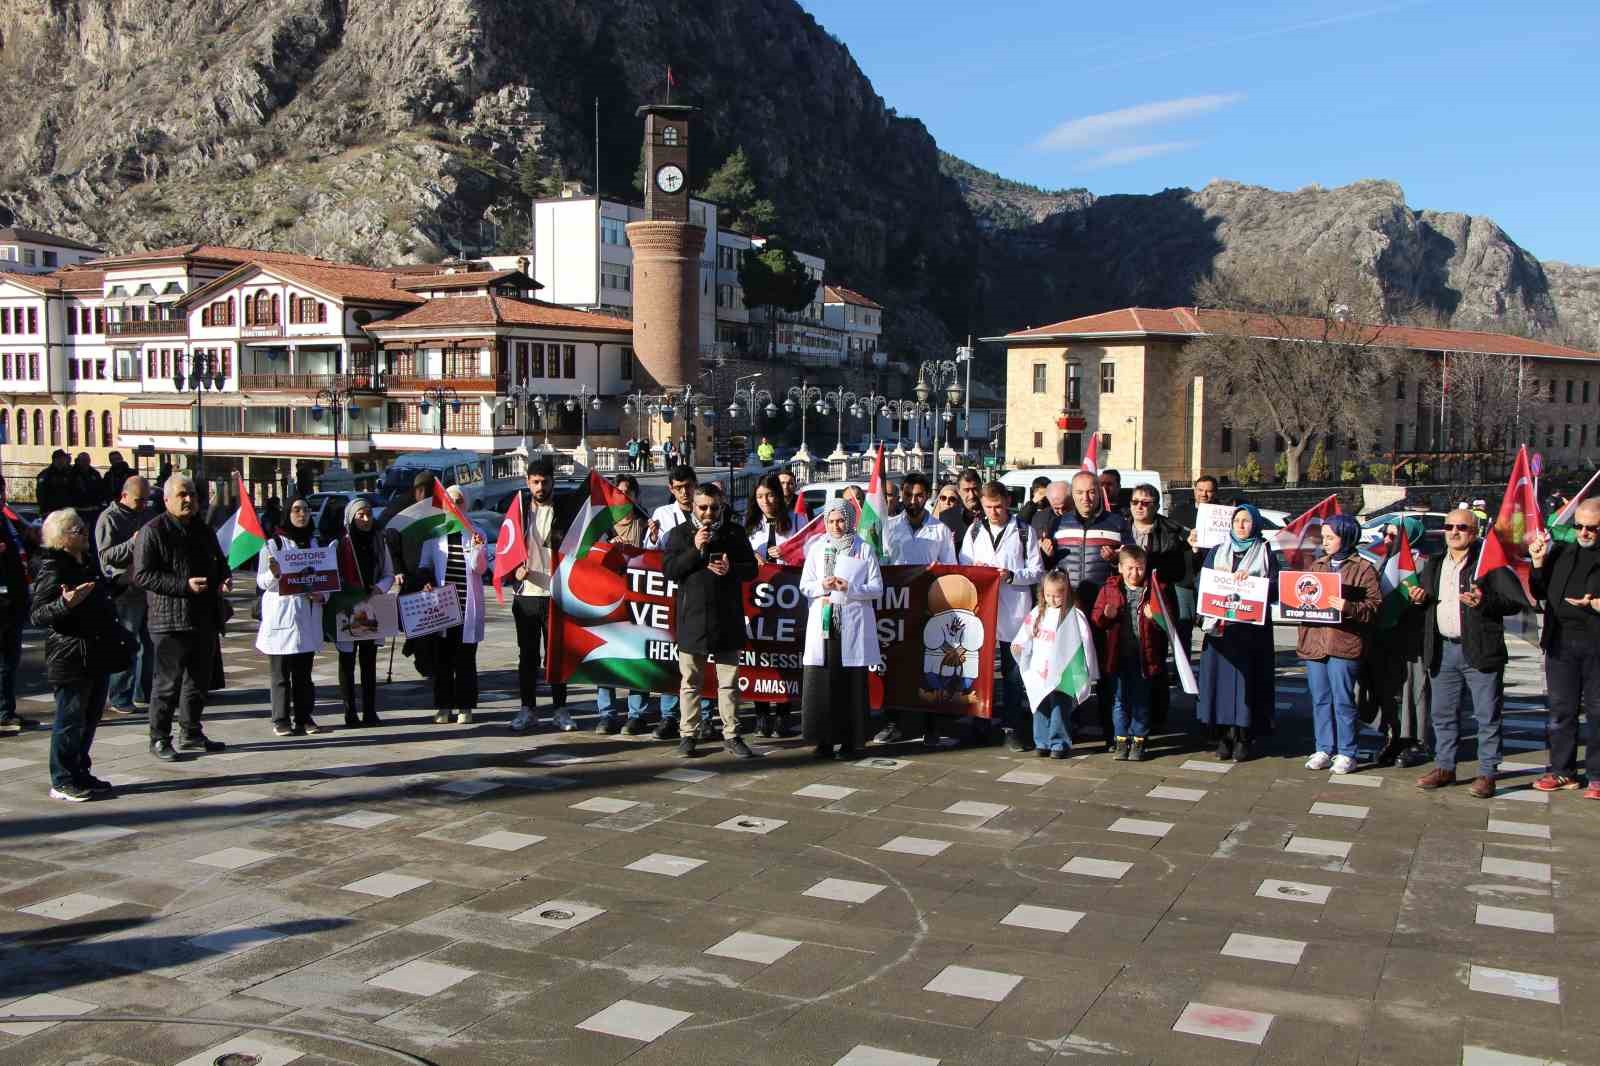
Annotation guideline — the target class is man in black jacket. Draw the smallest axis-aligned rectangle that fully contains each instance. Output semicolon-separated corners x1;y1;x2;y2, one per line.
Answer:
0;476;33;734
1528;500;1600;795
1410;509;1524;798
662;483;759;759
133;474;232;761
939;469;983;544
36;450;73;517
95;475;155;715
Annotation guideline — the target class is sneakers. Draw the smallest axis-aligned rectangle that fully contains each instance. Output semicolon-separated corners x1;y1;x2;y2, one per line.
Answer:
1128;738;1147;763
1215;735;1233;761
1113;737;1131;761
150;739;179;762
0;715;27;734
1304;751;1333;771
1533;773;1582;792
1416;767;1457;790
1398;745;1433;768
873;725;904;744
1034;746;1051;757
49;783;92;802
455;710;474;725
1232;739;1251;762
552;708;577;732
105;705;139;717
653;719;681;741
302;720;326;735
1005;731;1030;753
1330;755;1356;776
622;718;651;736
345;711;361;729
1050;748;1070;760
362;713;382;727
509;708;534;733
695;721;721;742
178;734;225;753
724;736;758;759
1584;784;1600;801
675;737;697;759
594;717;621;735
433;709;452;724
1469;775;1497;799
84;776;114;794
273;724;295;737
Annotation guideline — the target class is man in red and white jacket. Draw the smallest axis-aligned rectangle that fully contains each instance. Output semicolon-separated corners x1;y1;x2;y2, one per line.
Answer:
959;482;1042;751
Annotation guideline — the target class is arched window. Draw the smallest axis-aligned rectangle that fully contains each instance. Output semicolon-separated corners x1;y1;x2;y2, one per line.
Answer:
32;410;41;444
49;410;61;446
270;294;280;323
102;411;113;446
15;409;25;446
67;410;79;447
84;410;96;447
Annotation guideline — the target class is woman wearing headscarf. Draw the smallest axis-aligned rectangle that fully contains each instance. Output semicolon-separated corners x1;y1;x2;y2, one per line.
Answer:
1297;514;1381;775
1357;515;1432;766
746;473;799;739
799;499;883;759
415;485;487;725
333;497;395;728
256;497;327;736
1196;503;1279;761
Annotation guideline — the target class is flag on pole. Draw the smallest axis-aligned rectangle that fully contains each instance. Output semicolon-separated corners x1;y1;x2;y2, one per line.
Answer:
1475;444;1542;605
387;481;472;574
1269;494;1343;570
1079;432;1113;511
1377;523;1422;628
1148;573;1198;695
492;491;528;604
858;444;887;559
217;473;267;569
793;489;810;522
775;508;828;567
1020;607;1099;713
559;471;636;562
1548;467;1599;544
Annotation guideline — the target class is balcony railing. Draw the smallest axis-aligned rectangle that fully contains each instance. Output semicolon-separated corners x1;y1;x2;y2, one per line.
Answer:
382;372;507;394
107;319;186;338
239;372;378;392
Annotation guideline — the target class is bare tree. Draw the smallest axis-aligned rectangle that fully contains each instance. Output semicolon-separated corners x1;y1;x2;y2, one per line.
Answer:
1419;350;1545;454
1183;254;1397;485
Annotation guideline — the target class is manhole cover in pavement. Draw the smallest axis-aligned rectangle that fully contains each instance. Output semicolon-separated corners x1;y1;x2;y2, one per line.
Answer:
215;1055;262;1066
539;908;575;921
864;758;899;768
737;819;764;828
1280;887;1312;898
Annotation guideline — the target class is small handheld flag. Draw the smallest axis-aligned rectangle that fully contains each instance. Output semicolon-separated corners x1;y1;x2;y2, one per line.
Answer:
492;491;528;604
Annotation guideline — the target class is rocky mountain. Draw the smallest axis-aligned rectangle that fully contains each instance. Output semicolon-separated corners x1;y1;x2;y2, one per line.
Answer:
0;0;1594;357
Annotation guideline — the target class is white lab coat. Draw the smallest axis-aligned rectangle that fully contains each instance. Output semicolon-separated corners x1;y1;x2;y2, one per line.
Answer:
747;516;799;563
799;534;883;668
884;511;957;565
644;502;693;549
254;535;326;656
416;533;488;644
959;516;1043;641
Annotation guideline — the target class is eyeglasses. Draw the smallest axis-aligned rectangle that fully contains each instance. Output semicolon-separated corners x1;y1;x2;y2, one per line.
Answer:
1575;523;1600;533
1442;523;1475;532
938;495;958;503
1131;499;1155;507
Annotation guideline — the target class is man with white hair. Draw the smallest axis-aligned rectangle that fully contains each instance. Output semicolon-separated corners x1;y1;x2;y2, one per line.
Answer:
96;475;155;715
133;473;232;761
1529;498;1600;798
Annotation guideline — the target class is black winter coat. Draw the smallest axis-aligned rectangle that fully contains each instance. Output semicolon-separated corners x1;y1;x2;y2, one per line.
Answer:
1130;513;1192;588
662;517;758;655
1530;539;1600;652
132;512;230;634
1416;542;1525;674
30;548;120;685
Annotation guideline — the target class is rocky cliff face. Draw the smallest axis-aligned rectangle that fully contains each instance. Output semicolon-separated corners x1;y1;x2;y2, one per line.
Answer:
0;0;1593;356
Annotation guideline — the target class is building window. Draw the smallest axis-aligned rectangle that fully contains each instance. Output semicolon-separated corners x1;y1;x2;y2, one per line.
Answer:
621;347;634;381
1099;362;1115;394
1394;424;1404;450
1220;426;1233;454
1033;431;1043;448
1395;376;1406;399
32;410;41;443
116;349;140;381
1066;363;1081;409
49;410;60;445
1567;380;1575;403
26;308;37;334
101;410;112;445
1583;425;1590;447
42;251;57;268
65;309;77;336
1546;424;1555;447
1564;424;1573;447
601;266;631;291
1032;363;1047;394
84;411;96;447
15;409;26;445
28;353;37;379
1585;380;1593;404
662;125;679;146
601;218;627;246
21;250;35;266
1548;380;1557;402
563;344;576;378
528;343;545;378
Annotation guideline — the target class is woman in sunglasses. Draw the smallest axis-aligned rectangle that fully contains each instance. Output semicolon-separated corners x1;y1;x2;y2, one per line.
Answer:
933;488;960;516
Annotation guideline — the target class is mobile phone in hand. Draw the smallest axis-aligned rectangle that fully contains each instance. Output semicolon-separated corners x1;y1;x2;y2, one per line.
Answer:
709;552;726;565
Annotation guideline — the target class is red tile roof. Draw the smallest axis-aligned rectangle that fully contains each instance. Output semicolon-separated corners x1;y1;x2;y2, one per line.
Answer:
395;269;538;292
0;227;104;252
179;261;425;307
51;268;107;292
365;295;632;334
87;243;342;268
1000;306;1600;361
0;271;62;293
823;284;883;310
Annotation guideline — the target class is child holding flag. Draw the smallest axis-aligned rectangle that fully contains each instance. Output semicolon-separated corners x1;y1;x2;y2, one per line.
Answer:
1090;546;1171;762
1011;571;1087;759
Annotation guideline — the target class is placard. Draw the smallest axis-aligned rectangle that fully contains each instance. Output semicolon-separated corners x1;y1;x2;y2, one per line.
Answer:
399;586;463;637
1192;503;1236;549
1197;568;1270;625
332;593;400;643
1278;570;1341;623
275;544;342;595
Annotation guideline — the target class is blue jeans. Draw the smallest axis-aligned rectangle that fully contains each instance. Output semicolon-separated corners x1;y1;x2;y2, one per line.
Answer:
998;643;1025;736
0;620;20;718
659;693;713;722
51;675;109;789
1305;656;1361;759
1430;640;1504;775
596;688;647;721
107;594;153;710
1107;656;1151;739
1032;693;1072;752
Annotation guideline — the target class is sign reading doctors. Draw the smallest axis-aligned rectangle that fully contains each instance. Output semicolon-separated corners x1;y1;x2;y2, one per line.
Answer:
274;544;342;595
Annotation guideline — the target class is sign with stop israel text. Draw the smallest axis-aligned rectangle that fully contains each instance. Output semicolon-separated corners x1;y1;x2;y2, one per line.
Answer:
547;543;1003;717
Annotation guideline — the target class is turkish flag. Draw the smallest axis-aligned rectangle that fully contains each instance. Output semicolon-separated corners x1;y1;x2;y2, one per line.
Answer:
1475;444;1542;606
492;492;528;604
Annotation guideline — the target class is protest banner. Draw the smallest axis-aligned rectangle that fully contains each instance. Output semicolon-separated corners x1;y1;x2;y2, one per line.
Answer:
332;594;401;643
1277;570;1341;623
274;544;342;595
1198;568;1271;625
547;543;1003;718
398;586;462;638
1192;503;1237;549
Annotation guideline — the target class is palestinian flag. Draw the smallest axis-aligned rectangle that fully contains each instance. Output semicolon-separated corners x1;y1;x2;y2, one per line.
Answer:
1377;522;1421;629
1548;467;1599;544
1148;573;1198;695
387;481;472;574
1270;494;1342;570
858;444;887;559
1049;607;1099;706
218;473;267;569
1475;444;1541;606
559;472;636;562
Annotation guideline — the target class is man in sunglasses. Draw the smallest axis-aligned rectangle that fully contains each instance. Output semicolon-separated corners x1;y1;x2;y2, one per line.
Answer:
1528;499;1600;798
1410;509;1524;798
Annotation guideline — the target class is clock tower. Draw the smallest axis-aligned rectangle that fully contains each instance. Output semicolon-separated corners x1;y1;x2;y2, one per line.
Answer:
627;104;703;389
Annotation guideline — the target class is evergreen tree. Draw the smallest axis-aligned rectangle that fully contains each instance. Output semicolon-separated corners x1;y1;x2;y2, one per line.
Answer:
739;245;819;357
696;148;777;235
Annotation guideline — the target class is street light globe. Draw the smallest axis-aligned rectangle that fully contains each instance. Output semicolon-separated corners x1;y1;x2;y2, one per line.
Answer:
590;396;601;412
942;409;954;423
815;402;827;416
727;402;740;417
623;401;635;415
564;398;577;413
310;405;325;421
660;404;675;422
783;398;796;414
418;399;431;415
765;402;778;417
913;382;930;403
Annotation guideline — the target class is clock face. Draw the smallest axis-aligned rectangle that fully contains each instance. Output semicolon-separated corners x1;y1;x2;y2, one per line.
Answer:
655;164;685;194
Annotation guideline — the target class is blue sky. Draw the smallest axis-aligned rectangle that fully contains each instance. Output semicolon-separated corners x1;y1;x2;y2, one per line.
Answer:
798;0;1599;265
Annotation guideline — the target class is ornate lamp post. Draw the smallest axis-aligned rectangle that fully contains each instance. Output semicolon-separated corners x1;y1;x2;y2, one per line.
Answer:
310;381;363;470
820;385;859;460
855;389;888;451
175;350;227;504
915;358;964;463
564;383;603;469
417;384;462;452
784;380;825;463
729;373;776;467
881;399;923;451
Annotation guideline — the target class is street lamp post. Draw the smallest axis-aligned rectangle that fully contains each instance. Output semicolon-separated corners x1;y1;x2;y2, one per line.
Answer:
417;385;462;452
881;399;923;450
915;358;964;465
955;344;975;455
729;373;776;467
1125;415;1140;468
175;350;227;505
563;384;603;468
311;381;364;470
784;380;825;463
855;389;887;451
821;386;859;459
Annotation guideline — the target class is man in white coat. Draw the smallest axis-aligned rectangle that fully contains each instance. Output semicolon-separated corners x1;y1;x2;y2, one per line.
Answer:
959;481;1043;750
875;471;957;747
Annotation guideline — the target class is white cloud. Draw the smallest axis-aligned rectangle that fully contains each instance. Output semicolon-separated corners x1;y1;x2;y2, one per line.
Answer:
1033;93;1244;152
1080;141;1199;169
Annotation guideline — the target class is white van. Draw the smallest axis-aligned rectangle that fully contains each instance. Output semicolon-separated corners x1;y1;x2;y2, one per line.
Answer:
999;468;1168;514
376;449;523;512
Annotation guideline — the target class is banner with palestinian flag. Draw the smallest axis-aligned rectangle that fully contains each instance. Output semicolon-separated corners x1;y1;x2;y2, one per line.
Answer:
217;473;267;569
1475;444;1541;607
1377;522;1422;629
1021;605;1098;712
1149;573;1198;695
386;481;472;574
1270;494;1343;570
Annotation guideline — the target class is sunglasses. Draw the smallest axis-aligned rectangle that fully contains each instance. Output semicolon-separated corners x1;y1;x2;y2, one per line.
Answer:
1131;499;1155;507
1442;523;1475;532
1575;523;1600;533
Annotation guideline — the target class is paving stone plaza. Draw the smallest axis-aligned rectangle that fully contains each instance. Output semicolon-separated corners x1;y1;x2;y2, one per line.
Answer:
0;592;1590;1065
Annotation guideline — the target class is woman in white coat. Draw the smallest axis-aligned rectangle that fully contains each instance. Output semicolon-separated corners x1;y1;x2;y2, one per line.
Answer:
957;481;1043;749
256;497;327;736
799;500;883;759
415;485;488;725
